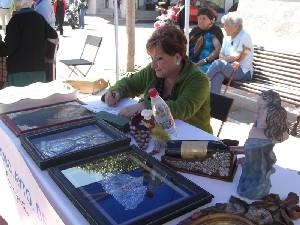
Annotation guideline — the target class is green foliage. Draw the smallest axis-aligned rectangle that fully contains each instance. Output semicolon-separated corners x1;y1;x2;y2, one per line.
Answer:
79;153;143;179
151;126;170;142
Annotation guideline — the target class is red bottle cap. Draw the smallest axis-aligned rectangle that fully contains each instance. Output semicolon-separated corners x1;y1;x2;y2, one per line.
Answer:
149;88;158;98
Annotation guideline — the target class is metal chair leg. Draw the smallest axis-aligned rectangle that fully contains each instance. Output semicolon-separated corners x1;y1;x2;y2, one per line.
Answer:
217;121;224;137
67;66;75;78
67;66;87;78
73;66;87;77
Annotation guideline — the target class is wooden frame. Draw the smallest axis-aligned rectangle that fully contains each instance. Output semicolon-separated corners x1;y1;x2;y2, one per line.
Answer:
1;100;94;136
20;118;130;169
48;145;213;225
161;152;238;182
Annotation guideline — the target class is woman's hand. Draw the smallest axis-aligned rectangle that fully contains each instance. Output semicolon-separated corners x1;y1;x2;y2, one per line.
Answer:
104;91;120;106
196;59;206;66
118;103;146;117
231;61;240;71
220;54;239;63
227;55;239;63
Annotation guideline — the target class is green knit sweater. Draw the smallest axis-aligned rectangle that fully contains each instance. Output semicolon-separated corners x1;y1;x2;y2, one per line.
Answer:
110;61;213;134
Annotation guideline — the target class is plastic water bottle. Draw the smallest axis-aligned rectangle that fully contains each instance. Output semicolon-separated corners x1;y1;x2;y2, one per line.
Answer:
149;88;176;134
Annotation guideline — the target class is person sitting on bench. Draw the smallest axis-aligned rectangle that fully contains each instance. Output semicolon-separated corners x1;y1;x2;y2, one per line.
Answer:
206;11;253;94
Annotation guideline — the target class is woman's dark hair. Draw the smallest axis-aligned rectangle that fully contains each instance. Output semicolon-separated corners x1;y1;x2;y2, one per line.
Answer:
198;7;215;21
146;25;187;59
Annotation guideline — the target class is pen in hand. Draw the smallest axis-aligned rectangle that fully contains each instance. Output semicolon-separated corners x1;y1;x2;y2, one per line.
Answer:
104;91;119;106
111;92;116;98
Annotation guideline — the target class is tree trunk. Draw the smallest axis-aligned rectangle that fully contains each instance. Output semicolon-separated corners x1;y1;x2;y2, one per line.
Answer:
126;0;135;72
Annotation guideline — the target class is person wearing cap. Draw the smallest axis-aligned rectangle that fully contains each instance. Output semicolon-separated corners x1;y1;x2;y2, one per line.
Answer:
103;25;213;134
206;11;253;94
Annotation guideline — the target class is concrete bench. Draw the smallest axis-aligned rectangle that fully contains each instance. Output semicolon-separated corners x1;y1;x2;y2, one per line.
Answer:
228;46;300;107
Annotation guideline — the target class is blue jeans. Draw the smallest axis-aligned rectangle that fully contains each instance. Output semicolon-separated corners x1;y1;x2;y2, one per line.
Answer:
78;8;86;28
206;59;252;94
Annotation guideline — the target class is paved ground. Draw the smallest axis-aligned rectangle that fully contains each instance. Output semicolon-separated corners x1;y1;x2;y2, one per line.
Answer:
0;15;299;225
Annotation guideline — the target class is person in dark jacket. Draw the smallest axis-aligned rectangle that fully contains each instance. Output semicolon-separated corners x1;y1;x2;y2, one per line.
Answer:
188;8;223;73
53;0;67;35
0;0;58;87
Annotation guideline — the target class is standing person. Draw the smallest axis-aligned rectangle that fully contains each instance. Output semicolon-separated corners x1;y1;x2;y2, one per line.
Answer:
34;0;55;27
189;8;223;73
0;0;58;87
206;12;253;94
103;25;213;134
53;0;66;35
78;0;86;29
176;0;185;31
0;0;13;33
34;0;58;81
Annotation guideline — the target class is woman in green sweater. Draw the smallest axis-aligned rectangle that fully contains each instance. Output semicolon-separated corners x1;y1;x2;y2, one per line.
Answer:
104;25;212;134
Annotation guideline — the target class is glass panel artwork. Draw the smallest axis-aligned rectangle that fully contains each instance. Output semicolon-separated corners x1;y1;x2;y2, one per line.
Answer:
6;101;93;132
31;124;113;159
61;151;192;225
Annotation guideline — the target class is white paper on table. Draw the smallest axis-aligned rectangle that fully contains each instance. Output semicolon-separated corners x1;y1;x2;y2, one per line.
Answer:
81;95;138;114
0;81;77;113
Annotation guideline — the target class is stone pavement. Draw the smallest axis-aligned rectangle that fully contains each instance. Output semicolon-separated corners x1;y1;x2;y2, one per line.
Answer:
55;15;153;83
0;14;299;225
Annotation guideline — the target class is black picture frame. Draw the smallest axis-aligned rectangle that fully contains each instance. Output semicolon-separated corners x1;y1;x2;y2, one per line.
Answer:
20;118;131;170
1;100;94;136
48;145;213;225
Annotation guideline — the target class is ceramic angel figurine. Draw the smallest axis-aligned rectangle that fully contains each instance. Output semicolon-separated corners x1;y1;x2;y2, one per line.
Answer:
236;90;289;200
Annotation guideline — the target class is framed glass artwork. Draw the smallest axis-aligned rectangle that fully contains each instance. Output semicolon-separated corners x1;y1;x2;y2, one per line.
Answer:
1;100;94;136
20;118;131;169
48;145;213;225
161;152;238;182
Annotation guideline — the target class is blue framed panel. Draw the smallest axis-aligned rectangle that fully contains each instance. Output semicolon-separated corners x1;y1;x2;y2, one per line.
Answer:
20;118;131;169
48;145;213;225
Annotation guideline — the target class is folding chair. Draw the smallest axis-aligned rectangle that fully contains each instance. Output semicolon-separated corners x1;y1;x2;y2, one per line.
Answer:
60;35;103;78
210;92;234;137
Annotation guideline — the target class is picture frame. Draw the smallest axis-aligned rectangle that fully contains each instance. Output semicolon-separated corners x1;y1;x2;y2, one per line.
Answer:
20;118;131;169
1;100;94;136
48;145;213;225
161;152;238;182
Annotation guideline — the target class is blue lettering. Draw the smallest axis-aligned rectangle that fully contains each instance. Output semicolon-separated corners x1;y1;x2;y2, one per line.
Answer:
36;203;46;225
14;171;32;207
0;148;13;176
1;148;46;224
25;189;32;207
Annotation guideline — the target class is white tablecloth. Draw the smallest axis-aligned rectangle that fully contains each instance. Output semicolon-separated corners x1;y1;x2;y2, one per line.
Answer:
0;94;299;225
